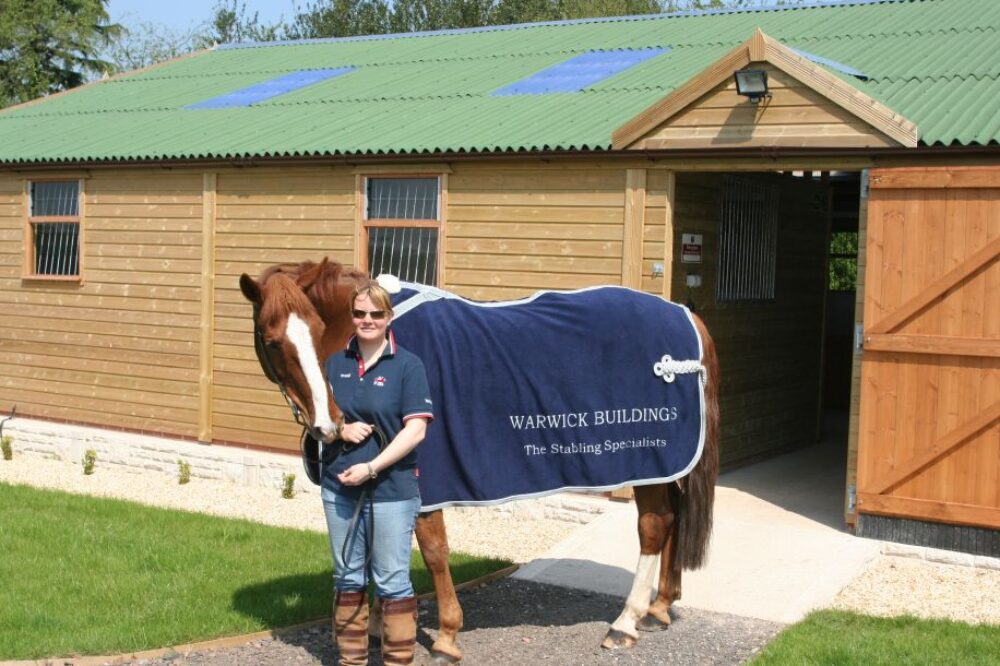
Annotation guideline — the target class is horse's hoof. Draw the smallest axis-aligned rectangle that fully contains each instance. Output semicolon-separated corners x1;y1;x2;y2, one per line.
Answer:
637;614;671;632
429;649;461;664
600;629;637;650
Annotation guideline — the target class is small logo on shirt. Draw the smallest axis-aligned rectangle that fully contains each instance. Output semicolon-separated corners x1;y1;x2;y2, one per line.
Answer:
339;373;352;378
373;376;386;387
425;398;433;405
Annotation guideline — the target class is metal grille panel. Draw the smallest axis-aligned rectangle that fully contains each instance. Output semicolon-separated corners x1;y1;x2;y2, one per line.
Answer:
31;181;79;216
33;222;80;275
368;227;438;286
716;177;778;303
366;178;438;220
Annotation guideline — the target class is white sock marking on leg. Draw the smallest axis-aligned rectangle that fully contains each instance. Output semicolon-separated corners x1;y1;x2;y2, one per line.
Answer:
610;554;659;638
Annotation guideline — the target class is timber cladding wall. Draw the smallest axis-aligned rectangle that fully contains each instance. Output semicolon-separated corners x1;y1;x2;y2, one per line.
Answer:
0;169;204;437
1;161;829;465
446;162;626;300
669;172;830;467
211;167;356;447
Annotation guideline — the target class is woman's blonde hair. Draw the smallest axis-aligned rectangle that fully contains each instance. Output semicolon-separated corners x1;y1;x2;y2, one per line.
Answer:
350;279;394;316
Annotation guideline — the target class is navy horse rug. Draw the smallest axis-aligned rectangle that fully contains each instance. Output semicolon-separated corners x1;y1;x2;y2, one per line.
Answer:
387;283;709;511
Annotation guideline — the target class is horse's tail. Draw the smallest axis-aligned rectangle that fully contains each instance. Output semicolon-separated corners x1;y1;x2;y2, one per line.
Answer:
674;314;720;571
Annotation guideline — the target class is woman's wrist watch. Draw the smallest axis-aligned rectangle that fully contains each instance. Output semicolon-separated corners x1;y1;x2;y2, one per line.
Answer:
366;462;378;480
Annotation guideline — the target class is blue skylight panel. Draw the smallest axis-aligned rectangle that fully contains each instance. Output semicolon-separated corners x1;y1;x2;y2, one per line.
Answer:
791;48;868;80
492;48;669;96
186;68;356;109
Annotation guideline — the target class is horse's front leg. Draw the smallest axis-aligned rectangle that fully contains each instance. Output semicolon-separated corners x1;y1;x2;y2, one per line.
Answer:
415;509;463;664
601;484;671;650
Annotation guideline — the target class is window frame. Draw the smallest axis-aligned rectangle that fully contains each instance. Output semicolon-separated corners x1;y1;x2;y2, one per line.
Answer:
359;173;444;286
23;178;84;282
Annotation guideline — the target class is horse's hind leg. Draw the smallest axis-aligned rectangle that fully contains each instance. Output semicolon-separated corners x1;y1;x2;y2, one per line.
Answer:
638;483;682;632
414;510;464;664
601;484;672;649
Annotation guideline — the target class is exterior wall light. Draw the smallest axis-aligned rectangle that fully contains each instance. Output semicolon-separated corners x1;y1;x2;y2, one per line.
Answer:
734;69;770;103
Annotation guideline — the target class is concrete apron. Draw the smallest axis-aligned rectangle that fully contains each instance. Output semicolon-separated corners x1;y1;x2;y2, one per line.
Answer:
514;441;881;625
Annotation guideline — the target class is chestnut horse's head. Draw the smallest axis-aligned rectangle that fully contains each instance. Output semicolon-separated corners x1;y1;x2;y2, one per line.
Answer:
239;269;343;442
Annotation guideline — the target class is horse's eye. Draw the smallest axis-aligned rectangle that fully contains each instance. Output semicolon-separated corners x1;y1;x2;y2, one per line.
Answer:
265;340;281;350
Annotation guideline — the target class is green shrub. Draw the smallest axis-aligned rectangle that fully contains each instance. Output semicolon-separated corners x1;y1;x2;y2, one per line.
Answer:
178;459;191;485
282;473;296;499
82;449;97;475
1;435;11;461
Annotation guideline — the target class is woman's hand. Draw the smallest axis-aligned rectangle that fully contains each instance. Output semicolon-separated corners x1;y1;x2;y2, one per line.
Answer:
340;421;373;444
337;463;373;487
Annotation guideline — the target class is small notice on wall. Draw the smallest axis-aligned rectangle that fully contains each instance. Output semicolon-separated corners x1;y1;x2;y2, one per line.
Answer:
681;233;703;264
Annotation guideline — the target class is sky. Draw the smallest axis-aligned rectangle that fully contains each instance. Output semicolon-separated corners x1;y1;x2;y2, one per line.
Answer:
108;0;298;32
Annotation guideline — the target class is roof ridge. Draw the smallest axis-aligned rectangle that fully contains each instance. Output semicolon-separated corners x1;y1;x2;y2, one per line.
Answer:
216;0;914;50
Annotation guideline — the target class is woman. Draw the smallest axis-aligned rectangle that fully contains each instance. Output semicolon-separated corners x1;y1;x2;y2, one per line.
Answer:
322;279;433;666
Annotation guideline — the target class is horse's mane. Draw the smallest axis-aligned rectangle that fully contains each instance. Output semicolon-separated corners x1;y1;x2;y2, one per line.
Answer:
305;260;368;312
255;258;368;331
257;272;319;326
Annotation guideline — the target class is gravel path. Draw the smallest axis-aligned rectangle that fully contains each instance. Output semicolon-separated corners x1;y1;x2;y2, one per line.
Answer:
115;579;782;666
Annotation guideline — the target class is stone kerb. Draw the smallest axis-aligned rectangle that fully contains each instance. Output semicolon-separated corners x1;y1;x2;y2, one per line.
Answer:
5;417;314;495
4;417;615;523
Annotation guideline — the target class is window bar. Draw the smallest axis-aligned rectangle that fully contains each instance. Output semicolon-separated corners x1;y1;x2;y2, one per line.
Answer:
752;180;761;299
369;226;379;276
768;189;778;299
406;227;417;281
737;180;747;300
55;223;67;275
387;227;398;277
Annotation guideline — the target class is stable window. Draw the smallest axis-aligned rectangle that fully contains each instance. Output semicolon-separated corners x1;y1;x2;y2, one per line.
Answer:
716;177;778;303
364;177;440;285
27;180;81;278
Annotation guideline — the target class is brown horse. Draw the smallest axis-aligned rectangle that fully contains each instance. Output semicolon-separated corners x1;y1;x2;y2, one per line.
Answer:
240;258;720;664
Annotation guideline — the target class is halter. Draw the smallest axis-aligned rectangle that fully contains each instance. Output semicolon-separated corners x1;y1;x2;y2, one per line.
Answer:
251;302;328;444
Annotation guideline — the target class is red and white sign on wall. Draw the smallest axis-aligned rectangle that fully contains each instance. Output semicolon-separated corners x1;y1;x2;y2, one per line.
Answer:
681;233;703;264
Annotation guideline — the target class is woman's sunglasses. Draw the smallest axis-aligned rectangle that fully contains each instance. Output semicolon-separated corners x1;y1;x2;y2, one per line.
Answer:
352;309;388;321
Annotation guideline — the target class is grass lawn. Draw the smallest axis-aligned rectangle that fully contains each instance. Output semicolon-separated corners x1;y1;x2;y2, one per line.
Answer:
0;482;511;660
751;609;1000;666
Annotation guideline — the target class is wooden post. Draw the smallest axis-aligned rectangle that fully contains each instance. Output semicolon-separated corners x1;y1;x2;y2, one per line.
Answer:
613;168;647;501
662;171;676;300
621;168;646;288
198;171;217;443
844;168;869;525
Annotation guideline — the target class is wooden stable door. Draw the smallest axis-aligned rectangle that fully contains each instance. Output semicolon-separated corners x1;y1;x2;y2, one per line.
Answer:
856;167;1000;530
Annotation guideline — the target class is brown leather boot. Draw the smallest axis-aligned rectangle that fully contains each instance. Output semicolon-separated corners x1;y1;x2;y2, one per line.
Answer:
380;596;417;666
334;590;369;666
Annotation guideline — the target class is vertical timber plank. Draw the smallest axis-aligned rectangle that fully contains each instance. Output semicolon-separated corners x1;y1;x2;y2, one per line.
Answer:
662;170;676;300
198;171;217;443
614;168;646;500
621;168;646;289
355;174;365;271
439;172;448;288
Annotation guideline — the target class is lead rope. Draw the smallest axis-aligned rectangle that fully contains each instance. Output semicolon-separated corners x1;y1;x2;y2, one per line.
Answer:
337;425;390;578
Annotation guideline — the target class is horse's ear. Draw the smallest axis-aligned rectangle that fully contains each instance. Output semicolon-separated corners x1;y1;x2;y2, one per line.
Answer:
239;273;261;304
296;257;328;291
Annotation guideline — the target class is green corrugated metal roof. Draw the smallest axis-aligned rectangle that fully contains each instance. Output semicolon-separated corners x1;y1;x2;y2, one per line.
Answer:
1;0;998;164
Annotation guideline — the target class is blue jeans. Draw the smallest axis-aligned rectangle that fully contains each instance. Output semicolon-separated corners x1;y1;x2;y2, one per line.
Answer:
322;490;420;599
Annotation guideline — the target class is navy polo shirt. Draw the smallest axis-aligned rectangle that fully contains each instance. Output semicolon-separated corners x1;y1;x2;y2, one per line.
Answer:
322;330;434;502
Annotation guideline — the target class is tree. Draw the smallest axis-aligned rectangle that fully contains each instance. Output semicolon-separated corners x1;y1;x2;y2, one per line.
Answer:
198;0;287;47
105;18;204;72
0;0;121;108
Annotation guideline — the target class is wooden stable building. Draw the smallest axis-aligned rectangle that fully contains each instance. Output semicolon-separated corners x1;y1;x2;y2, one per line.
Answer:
1;1;997;553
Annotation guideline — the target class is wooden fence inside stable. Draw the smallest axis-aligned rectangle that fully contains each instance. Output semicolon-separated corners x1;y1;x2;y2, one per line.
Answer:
856;166;1000;532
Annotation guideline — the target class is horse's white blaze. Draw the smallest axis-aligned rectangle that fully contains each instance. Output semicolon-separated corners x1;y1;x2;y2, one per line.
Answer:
285;313;337;437
610;553;659;638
